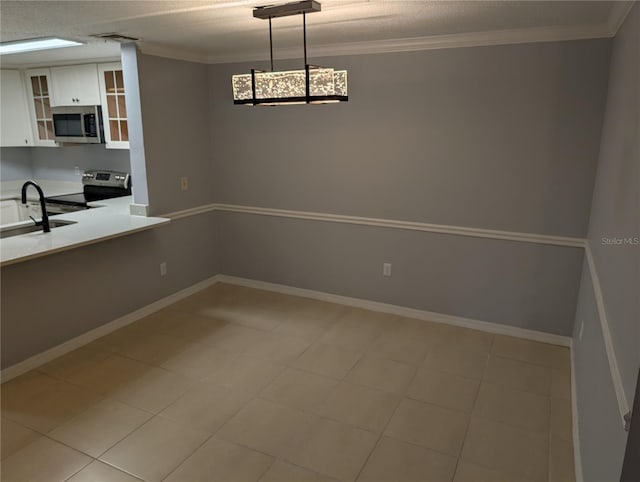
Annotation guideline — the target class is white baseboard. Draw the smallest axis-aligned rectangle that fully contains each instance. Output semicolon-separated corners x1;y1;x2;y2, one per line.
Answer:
0;275;222;383
1;272;572;383
218;275;572;347
571;347;584;482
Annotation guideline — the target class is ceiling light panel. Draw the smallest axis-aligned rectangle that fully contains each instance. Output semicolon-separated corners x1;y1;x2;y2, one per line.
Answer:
0;37;82;55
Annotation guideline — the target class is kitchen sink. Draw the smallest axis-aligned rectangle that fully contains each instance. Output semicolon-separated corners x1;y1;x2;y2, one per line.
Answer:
0;219;77;239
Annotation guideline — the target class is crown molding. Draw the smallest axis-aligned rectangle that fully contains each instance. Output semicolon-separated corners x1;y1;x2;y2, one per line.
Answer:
607;1;636;35
137;40;209;64
206;23;613;64
131;22;614;66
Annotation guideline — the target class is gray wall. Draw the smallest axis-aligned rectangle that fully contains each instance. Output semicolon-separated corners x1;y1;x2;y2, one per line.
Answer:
209;39;610;335
572;5;639;481
1;51;219;368
573;263;628;482
0;145;130;182
1;213;219;367
218;212;584;335
0;147;32;181
584;3;639;406
210;39;610;237
137;53;214;216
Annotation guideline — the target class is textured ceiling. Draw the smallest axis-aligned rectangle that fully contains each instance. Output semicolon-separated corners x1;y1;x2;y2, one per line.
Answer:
0;0;632;67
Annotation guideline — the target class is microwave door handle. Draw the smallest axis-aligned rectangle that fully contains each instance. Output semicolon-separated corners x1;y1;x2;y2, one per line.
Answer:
83;113;92;136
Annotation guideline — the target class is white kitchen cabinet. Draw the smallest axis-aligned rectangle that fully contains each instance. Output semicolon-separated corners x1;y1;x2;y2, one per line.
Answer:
98;62;129;149
0;70;33;147
50;64;100;106
24;68;57;146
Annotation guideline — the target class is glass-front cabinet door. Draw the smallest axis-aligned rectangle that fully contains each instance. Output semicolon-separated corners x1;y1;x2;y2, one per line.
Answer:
25;68;56;147
98;62;129;149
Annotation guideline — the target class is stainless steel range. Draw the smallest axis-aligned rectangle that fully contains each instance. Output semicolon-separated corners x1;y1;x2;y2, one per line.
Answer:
45;170;131;215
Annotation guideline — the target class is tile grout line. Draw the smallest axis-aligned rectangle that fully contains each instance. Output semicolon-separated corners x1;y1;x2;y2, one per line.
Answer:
3;285;573;482
352;384;406;482
451;334;496;478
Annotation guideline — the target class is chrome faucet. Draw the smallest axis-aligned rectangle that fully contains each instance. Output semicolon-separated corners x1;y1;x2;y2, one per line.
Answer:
21;180;50;233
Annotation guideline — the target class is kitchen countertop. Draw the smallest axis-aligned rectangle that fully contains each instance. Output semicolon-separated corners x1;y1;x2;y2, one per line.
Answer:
1;195;169;267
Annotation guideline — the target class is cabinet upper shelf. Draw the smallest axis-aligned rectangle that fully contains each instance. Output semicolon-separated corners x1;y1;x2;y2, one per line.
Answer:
50;64;101;107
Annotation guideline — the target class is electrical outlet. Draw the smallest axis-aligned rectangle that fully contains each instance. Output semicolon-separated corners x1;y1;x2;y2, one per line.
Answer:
383;263;392;277
160;262;167;276
180;177;189;191
74;166;81;176
579;320;584;340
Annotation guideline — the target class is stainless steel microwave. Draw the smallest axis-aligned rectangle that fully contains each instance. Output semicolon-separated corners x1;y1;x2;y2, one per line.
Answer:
51;105;104;144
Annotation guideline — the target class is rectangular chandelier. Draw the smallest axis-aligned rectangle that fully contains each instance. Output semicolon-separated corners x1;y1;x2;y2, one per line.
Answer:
232;1;348;106
232;66;348;105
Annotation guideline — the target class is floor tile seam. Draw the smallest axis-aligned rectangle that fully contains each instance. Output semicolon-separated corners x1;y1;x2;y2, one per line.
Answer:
95;415;215;482
70;351;180;377
547;426;556;482
252;394;386;437
77;352;209;404
15;368;109;406
455;455;540;482
48;406;156;461
0;434;105;482
483;353;552;397
379;432;462;462
360;329;435;366
382;395;472;462
400;353;425;402
416;362;493;383
352;431;385;482
94;415;166;466
210;430;283;463
454;334;495;477
283;357;363;382
470;391;552;436
229;319;286;334
264;365;358;389
464;413;553;448
346;373;416;397
396;390;478;421
1;393;110;439
259;373;407;407
352;384;407;482
403;393;475;415
254;456;279;482
2;428;98;468
342;351;418;384
239;346;314;367
58;456;95;482
92;457;148;481
489;351;567;373
202;385;264;443
364;347;429;368
273;458;341;482
156;429;222;482
83;378;195;417
210;427;343;482
155;383;259;438
478;379;553;399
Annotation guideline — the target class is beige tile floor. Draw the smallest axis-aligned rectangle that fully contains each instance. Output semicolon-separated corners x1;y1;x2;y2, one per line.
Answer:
1;283;576;482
